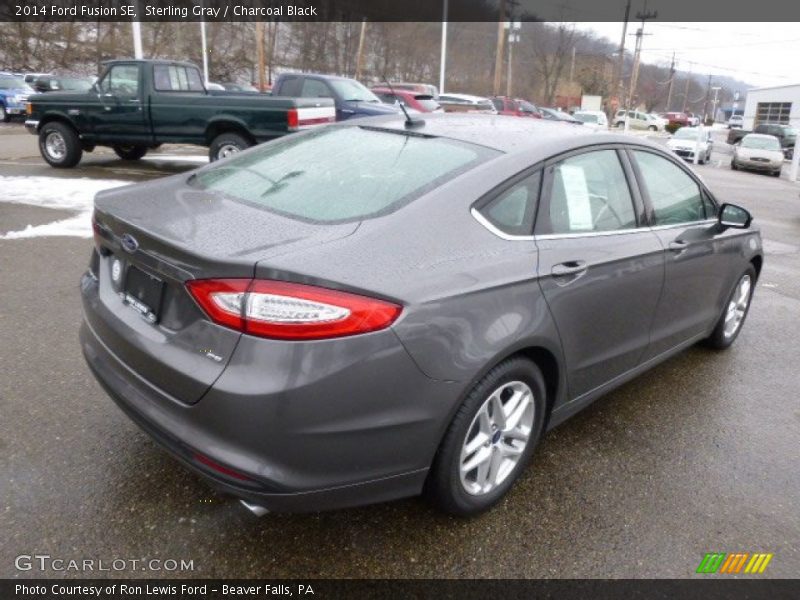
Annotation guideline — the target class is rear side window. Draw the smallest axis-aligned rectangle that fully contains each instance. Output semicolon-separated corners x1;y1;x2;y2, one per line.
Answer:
276;76;301;96
632;150;705;225
153;65;204;92
301;79;332;98
191;126;500;223
478;170;541;236
545;150;637;234
491;98;503;111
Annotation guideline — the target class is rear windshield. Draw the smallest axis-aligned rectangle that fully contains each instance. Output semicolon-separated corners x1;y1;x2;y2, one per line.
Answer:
191;126;500;223
742;136;781;150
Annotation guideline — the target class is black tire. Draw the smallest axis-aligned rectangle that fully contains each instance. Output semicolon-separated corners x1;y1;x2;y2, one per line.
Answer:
704;265;756;350
730;160;738;170
208;132;252;162
113;144;148;161
772;169;781;177
38;121;82;168
616;121;625;129
648;125;657;131
0;104;8;123
425;357;547;516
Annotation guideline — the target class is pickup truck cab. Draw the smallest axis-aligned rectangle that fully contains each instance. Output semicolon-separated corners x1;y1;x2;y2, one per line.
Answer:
728;122;796;159
272;73;400;121
25;59;335;167
0;72;36;122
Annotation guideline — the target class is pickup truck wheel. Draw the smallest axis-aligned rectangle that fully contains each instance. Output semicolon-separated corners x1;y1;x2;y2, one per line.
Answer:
39;122;82;168
0;104;8;123
113;145;148;161
209;133;252;161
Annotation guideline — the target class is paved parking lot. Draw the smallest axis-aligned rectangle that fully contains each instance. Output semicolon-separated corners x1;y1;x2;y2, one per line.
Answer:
1;121;799;578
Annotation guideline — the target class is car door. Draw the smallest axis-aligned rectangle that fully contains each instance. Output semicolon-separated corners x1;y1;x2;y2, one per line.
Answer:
91;63;148;142
536;147;665;399
628;148;732;359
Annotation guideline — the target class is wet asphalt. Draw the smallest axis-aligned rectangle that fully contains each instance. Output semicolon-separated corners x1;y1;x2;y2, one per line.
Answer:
1;122;799;579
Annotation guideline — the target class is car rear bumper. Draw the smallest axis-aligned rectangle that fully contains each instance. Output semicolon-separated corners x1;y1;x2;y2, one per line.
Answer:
80;279;460;512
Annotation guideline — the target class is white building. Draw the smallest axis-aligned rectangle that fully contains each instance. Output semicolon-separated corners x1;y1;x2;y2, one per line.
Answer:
741;83;800;131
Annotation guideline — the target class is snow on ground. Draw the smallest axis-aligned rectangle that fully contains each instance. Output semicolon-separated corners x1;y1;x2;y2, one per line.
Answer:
0;176;130;239
146;154;209;164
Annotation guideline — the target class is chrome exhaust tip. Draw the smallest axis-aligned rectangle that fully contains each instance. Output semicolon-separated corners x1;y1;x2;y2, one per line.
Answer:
239;499;269;517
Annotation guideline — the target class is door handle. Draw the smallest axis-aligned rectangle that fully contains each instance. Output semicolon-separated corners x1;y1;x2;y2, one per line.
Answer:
668;240;689;253
552;260;588;277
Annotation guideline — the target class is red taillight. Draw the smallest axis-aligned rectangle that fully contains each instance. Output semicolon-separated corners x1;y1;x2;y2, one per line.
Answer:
186;279;402;340
287;107;299;130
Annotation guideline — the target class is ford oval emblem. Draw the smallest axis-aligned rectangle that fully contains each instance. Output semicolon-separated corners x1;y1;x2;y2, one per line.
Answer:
121;233;139;254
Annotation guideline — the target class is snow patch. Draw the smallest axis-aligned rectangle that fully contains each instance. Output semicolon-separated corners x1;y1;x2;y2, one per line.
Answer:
0;176;129;239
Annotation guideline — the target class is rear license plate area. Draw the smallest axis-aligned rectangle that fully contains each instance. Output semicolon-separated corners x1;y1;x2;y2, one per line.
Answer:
123;265;165;323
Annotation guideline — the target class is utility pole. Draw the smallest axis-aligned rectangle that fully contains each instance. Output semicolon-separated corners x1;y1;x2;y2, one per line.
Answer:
439;0;448;94
665;52;675;112
493;0;507;96
610;0;631;119
506;20;521;97
256;22;265;92
570;46;576;82
701;74;712;124
625;6;657;117
681;64;692;113
354;19;367;80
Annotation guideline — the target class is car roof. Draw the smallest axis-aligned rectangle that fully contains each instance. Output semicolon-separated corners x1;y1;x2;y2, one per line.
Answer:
347;112;665;156
744;133;781;140
440;93;491;102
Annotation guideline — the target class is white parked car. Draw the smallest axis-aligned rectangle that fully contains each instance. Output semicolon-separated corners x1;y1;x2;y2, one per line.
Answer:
728;115;744;129
731;133;784;177
572;110;608;131
667;127;713;164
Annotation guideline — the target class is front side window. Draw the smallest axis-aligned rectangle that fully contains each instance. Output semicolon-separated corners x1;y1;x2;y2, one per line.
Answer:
99;64;140;97
328;79;380;103
191;126;500;223
545;150;637;234
478;171;541;236
632;150;705;225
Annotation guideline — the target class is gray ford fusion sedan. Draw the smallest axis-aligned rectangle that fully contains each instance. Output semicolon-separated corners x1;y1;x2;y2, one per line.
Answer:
80;114;763;516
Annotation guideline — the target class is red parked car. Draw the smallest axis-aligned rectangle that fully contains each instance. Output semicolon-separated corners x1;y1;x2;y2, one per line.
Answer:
371;87;442;113
661;112;690;128
491;96;542;118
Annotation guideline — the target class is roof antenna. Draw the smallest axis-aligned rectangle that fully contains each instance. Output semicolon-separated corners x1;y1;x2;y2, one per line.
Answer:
383;74;425;129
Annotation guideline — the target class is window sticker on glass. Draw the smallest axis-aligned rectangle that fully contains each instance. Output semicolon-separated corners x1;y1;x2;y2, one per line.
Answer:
559;164;593;231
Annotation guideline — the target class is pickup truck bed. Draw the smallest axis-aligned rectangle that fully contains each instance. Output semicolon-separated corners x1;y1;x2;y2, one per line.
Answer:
25;59;335;167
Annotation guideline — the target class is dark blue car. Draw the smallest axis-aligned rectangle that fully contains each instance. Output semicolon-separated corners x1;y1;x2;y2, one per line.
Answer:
0;72;35;122
272;73;400;121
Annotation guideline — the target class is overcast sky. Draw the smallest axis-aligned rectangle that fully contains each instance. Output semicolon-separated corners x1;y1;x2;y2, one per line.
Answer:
573;22;800;89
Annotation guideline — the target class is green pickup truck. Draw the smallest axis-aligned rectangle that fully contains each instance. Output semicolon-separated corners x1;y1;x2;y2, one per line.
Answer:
25;59;336;168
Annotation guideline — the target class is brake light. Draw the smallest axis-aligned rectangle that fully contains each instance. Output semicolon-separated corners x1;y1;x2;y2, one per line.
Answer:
186;279;402;340
287;108;299;130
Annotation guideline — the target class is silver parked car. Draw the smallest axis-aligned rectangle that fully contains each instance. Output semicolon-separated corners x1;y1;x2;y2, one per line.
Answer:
81;115;762;516
732;133;784;177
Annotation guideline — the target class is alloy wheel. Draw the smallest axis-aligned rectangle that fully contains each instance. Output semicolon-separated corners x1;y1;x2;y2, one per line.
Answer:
459;381;535;496
723;274;752;339
45;131;67;161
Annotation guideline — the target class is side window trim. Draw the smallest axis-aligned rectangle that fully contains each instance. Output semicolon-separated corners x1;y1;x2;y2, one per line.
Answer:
471;162;544;240
535;144;641;236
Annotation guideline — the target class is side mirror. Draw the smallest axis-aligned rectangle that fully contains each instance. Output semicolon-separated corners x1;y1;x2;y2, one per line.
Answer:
718;203;752;230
